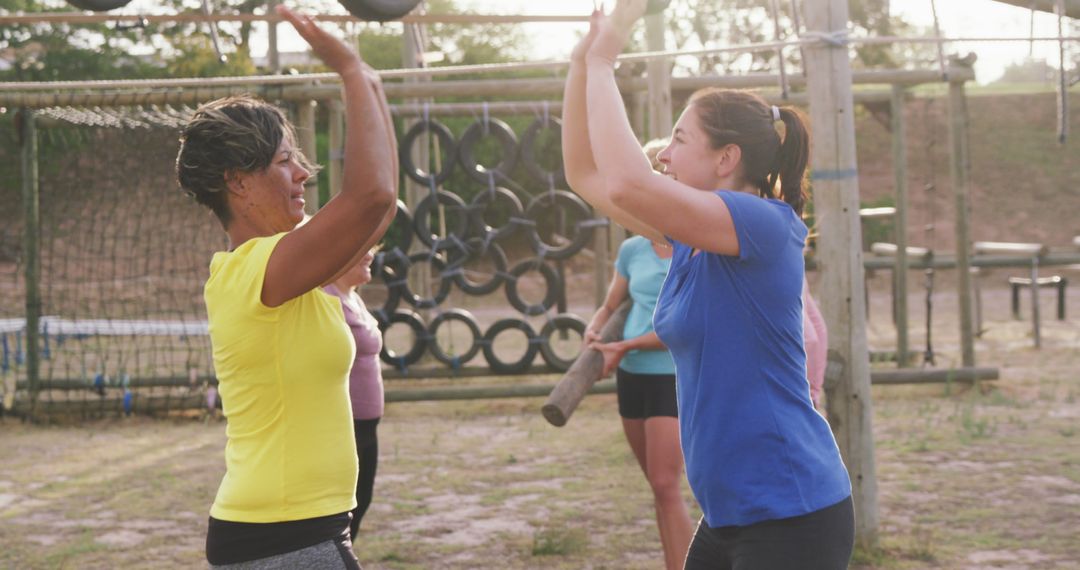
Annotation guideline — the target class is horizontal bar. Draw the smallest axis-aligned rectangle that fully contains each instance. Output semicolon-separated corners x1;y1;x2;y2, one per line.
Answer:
0;12;591;25
860;251;1080;270
870;367;999;385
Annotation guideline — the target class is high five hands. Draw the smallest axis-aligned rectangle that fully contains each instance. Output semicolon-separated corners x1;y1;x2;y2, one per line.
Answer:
572;0;648;67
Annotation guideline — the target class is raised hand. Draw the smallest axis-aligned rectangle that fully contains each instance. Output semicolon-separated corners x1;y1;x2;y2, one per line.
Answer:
276;5;368;80
570;9;602;64
587;0;647;65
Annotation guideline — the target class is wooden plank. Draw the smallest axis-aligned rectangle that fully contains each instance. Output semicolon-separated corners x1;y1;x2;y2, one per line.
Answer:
891;85;910;367
295;100;318;214
541;302;630;427
870;242;930;258
804;0;878;548
20;110;41;416
973;241;1047;256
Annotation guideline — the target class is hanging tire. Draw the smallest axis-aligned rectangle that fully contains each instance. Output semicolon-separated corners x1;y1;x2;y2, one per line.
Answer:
369;249;404;323
524;190;595;260
481;318;539;374
398;250;453;309
378;310;428;369
337;0;422;22
538;314;588;372
443;238;508;296
412;189;470;248
400;119;457;186
469;186;523;242
381;199;414;255
520;116;565;186
504;258;561;316
67;0;132;11
427;309;483;368
457;118;519;184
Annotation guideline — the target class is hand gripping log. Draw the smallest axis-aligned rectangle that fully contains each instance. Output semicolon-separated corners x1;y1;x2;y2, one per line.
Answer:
541;301;630;427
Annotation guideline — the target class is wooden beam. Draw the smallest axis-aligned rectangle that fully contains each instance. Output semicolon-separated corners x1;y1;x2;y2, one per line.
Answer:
891;85;910;367
804;0;879;548
990;0;1080;18
948;80;977;368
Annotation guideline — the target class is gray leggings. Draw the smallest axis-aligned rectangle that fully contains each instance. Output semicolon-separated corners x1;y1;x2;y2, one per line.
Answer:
209;539;361;570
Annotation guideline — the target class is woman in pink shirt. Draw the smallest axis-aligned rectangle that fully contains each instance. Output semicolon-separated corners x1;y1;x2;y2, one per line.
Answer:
324;249;384;541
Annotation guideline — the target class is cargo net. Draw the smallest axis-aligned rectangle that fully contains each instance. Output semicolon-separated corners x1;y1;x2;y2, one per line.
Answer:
1;103;602;419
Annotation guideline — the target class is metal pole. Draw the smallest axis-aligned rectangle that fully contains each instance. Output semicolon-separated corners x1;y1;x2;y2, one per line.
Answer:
19;109;41;418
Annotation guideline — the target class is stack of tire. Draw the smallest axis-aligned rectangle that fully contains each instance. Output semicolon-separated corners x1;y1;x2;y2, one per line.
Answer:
373;116;602;375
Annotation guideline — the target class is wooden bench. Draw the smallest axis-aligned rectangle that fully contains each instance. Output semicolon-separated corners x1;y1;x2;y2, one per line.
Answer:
974;241;1051;347
1008;275;1067;321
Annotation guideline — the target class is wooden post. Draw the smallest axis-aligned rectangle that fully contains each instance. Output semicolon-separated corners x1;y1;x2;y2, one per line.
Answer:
401;21;432;315
19;109;41;417
542;301;630;426
645;11;673;140
266;0;280;73
803;0;878;548
890;85;910;367
327;98;344;201
948;78;976;367
296;99;318;214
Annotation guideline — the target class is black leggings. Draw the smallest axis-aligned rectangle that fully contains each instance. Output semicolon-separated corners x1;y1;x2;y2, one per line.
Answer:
349;418;380;542
683;496;854;570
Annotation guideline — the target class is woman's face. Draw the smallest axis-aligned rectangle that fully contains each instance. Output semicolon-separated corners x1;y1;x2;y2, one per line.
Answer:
657;106;724;192
234;137;311;233
338;250;376;289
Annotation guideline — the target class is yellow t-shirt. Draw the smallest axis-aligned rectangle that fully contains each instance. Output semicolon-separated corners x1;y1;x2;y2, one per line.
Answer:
204;233;358;523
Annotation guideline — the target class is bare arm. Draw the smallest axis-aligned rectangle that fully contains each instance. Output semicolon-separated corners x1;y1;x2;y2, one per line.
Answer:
262;6;397;307
561;10;664;241
584;271;629;345
592;332;667;377
584;0;740;256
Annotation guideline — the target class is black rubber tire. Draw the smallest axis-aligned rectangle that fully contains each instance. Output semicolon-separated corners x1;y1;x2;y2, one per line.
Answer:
68;0;132;11
337;0;422;22
524;190;595;260
369;249;404;324
469;186;523;242
481;318;539;374
538;314;588;372
378;310;428;369
443;238;508;296
398;250;453;309
412;190;470;248
427;308;483;367
381;199;414;255
520;116;566;186
457;118;519;184
399;119;457;186
504;258;562;316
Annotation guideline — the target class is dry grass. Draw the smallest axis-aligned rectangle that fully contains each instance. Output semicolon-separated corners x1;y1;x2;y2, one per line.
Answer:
2;283;1080;569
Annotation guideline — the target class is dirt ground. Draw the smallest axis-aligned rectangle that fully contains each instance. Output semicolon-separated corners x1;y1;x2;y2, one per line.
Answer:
1;280;1080;570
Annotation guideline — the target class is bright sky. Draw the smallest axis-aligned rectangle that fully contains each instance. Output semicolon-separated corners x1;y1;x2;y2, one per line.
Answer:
241;0;1071;84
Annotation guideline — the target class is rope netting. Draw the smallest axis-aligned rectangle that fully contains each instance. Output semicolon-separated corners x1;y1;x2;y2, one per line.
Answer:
1;102;599;420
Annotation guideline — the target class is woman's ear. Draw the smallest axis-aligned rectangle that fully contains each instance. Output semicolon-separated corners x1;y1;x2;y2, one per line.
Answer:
714;143;742;180
224;170;247;197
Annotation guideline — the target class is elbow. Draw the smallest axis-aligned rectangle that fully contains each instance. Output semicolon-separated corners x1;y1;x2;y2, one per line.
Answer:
607;175;643;210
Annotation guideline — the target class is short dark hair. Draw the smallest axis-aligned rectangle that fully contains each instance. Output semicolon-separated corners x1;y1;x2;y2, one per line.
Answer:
175;95;314;226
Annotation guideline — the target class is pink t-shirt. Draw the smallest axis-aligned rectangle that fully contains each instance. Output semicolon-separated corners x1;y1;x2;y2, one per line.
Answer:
802;280;827;409
324;284;384;420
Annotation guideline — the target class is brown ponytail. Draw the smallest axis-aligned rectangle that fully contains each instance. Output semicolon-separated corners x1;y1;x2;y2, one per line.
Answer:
688;88;812;216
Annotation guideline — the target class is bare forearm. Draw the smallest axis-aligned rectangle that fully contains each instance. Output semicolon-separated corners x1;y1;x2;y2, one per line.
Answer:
340;72;397;208
584;62;654;188
620;331;665;352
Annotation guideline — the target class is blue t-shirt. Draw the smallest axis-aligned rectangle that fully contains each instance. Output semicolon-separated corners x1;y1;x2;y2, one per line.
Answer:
614;236;676;375
653;190;851;528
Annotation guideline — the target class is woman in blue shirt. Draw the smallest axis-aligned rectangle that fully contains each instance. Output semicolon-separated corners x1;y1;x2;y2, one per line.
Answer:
562;4;854;568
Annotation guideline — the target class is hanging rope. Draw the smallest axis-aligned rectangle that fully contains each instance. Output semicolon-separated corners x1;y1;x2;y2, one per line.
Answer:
928;0;949;81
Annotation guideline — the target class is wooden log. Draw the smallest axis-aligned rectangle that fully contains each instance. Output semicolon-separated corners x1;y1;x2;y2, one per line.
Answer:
870;242;930;258
870;366;998;385
973;241;1047;257
541;302;630;427
948;79;976;368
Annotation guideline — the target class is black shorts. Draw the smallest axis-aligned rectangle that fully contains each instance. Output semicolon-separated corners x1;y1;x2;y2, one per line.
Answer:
616;368;678;419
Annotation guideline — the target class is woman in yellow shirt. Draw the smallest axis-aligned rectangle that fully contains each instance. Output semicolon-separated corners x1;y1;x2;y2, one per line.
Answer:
175;6;397;568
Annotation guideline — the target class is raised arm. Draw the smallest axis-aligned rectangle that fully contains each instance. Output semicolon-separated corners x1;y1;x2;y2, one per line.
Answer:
262;6;397;307
562;10;663;241
584;0;741;256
